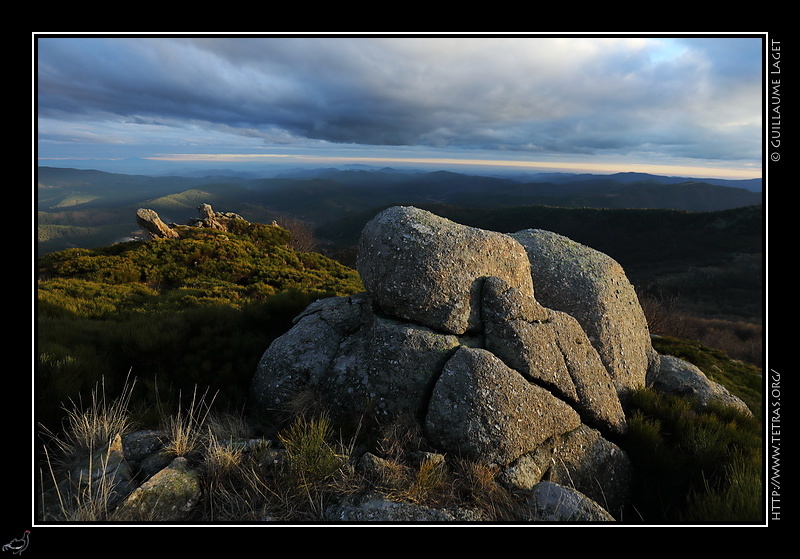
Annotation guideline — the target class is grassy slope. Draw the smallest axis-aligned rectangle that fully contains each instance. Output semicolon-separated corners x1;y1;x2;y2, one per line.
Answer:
36;220;364;433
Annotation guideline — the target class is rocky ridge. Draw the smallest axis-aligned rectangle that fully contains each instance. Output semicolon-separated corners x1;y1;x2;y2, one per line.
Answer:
40;205;752;523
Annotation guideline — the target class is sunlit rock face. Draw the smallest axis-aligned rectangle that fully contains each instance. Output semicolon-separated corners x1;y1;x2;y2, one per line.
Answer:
511;228;659;398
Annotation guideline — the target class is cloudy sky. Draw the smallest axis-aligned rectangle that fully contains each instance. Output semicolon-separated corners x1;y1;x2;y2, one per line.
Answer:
35;34;765;179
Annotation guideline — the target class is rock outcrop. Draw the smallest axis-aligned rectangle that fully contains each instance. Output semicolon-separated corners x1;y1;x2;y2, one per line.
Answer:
136;204;249;239
136;208;179;239
39;205;755;524
357;206;534;335
252;206;646;519
425;346;582;467
188;203;247;231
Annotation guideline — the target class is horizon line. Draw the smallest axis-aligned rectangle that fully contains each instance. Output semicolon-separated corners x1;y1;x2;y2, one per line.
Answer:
38;153;763;181
143;153;763;180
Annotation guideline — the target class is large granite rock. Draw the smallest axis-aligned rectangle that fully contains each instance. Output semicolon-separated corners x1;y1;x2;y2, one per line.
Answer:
251;206;646;519
482;276;626;436
511;229;658;397
425;346;581;467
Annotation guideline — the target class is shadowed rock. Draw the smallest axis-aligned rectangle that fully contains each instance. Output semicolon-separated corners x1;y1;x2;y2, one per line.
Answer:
525;481;616;522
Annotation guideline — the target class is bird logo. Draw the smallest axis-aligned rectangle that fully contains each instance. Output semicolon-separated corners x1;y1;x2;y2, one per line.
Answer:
2;531;29;555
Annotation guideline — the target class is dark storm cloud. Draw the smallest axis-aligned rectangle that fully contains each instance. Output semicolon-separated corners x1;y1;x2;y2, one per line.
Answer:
36;35;763;162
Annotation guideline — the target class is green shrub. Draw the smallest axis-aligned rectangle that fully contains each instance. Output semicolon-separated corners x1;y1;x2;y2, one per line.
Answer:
624;388;763;523
682;460;763;522
279;414;346;487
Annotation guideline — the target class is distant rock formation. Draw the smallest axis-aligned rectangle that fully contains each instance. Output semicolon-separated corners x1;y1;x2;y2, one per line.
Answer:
135;204;249;239
187;203;247;231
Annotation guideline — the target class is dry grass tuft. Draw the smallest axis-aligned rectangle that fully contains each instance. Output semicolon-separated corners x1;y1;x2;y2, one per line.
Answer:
160;386;217;459
40;375;137;465
452;458;526;521
37;376;138;521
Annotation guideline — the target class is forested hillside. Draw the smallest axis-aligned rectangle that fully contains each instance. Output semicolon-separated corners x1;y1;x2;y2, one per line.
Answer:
36;166;762;255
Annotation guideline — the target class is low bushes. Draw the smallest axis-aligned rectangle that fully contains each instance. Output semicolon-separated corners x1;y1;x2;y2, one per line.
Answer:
623;388;762;523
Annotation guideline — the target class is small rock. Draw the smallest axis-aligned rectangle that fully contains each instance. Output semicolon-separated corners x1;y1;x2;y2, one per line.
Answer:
325;492;485;522
115;456;201;521
525;481;615;521
648;354;752;415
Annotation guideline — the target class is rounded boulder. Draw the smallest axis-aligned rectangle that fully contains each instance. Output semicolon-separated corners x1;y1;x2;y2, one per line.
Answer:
358;206;534;335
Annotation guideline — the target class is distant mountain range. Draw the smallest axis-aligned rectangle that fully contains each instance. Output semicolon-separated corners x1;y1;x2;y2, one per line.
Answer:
158;163;762;191
485;170;761;191
36;165;762;256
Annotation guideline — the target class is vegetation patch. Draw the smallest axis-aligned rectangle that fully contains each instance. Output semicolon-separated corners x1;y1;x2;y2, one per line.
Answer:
36;222;363;434
35;211;764;524
623;387;762;523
